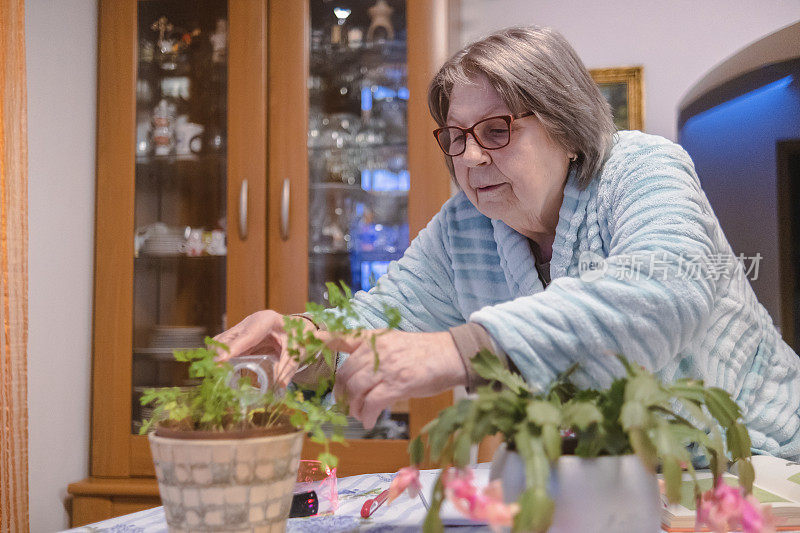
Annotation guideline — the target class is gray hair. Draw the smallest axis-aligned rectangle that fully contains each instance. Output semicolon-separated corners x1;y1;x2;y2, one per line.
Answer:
428;26;616;188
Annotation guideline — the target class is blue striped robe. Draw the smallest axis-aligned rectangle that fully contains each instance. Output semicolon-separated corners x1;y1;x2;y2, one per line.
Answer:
347;130;800;459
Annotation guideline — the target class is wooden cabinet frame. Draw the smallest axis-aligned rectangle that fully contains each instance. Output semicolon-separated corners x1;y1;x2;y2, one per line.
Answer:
88;0;269;481
70;0;452;525
267;0;452;476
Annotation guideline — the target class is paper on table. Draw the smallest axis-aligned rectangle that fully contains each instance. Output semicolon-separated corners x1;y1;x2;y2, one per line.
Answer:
417;465;492;526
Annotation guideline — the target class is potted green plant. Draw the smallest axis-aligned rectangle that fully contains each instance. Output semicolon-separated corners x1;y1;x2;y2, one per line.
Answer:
139;282;396;532
397;350;773;533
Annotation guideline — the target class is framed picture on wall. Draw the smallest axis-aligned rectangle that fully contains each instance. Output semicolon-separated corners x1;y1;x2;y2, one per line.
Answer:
590;66;644;131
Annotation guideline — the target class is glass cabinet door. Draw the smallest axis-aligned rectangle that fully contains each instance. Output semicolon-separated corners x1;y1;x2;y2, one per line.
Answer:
307;1;409;306
267;0;450;474
306;0;410;440
132;0;229;432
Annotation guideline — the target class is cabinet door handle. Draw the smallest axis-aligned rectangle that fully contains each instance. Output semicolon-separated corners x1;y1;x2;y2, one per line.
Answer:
280;178;290;241
238;179;248;240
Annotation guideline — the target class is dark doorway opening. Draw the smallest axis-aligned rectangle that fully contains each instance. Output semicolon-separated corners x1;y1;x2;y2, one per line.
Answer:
777;140;800;351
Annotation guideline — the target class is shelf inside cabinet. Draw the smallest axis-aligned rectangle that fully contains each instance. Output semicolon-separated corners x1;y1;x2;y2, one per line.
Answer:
308;249;351;258
135;253;226;261
134;153;226;190
309;182;363;191
136;152;225;166
137;59;226;81
307;143;406;152
132;347;201;361
309;40;407;69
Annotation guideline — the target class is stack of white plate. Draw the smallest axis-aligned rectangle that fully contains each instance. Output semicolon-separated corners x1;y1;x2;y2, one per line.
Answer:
142;230;185;256
149;325;207;349
132;386;153;433
132;347;179;361
321;415;368;440
343;416;369;439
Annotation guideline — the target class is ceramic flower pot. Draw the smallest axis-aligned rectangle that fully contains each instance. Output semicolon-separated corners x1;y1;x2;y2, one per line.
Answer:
490;445;661;532
148;427;304;532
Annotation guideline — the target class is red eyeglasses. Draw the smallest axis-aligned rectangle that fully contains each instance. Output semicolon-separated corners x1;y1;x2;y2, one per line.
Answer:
433;111;534;156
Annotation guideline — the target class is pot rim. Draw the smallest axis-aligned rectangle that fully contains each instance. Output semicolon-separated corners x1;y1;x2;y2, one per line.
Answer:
555;453;643;463
500;446;647;465
151;422;301;441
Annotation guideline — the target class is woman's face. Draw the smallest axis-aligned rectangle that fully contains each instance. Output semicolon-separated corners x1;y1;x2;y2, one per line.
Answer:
446;75;574;240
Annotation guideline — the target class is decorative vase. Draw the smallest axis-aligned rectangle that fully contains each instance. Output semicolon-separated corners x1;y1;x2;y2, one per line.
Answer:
148;427;304;532
490;445;661;532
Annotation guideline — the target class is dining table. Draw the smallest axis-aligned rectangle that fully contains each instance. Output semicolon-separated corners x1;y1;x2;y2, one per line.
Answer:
60;463;766;533
61;466;488;533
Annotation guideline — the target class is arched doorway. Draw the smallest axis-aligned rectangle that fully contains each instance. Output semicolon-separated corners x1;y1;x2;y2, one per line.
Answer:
678;22;800;350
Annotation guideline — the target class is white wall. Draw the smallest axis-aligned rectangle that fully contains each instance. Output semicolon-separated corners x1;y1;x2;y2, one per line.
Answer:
456;0;800;141
26;1;97;531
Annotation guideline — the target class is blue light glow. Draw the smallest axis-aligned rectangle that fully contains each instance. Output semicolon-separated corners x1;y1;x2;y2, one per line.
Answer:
361;87;372;112
688;75;794;125
370;85;409;101
361;169;410;191
360;261;391;291
677;64;800;303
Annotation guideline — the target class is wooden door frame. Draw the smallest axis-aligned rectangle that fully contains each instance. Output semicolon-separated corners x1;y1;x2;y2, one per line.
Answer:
405;0;453;444
92;0;138;478
267;0;453;315
91;0;454;481
266;0;310;316
226;0;268;327
0;0;31;528
91;0;270;477
267;0;453;474
777;140;800;351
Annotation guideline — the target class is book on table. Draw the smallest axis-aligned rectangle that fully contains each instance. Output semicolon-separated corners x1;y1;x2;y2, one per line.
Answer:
661;454;800;532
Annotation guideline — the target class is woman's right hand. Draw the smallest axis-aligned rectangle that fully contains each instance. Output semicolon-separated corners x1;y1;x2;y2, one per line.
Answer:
213;310;315;387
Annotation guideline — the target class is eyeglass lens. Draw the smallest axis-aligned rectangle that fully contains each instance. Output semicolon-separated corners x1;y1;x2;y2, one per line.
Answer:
437;116;511;156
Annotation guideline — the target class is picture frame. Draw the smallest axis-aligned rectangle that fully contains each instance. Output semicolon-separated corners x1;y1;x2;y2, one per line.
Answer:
590;66;644;131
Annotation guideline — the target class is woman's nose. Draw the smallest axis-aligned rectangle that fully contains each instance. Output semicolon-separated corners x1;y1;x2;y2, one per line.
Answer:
461;134;490;167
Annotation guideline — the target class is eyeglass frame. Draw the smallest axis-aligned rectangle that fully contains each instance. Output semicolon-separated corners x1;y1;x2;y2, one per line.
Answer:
432;111;535;157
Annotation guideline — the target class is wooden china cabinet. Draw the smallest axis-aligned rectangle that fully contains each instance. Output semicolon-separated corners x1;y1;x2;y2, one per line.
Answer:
67;0;452;526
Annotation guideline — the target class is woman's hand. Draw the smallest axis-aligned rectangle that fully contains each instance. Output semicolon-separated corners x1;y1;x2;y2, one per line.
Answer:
213;310;316;387
318;330;468;429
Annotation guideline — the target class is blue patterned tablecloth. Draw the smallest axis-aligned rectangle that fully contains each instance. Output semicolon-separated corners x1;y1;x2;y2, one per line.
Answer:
63;464;719;532
61;468;490;533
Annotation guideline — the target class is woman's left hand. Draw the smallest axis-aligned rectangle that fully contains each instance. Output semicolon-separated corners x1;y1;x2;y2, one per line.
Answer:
316;330;467;429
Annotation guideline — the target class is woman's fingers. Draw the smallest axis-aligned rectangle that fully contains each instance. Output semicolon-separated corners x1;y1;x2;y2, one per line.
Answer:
214;328;259;361
314;330;364;353
359;382;396;430
212;328;251;361
212;310;282;361
329;330;464;426
343;366;375;420
273;354;299;389
273;337;301;389
328;334;370;401
333;343;373;405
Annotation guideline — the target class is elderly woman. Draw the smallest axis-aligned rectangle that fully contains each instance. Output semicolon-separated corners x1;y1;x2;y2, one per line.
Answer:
216;26;800;459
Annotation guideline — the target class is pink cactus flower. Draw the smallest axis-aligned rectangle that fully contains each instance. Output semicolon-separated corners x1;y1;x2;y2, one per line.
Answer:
443;468;477;502
443;468;519;532
696;479;776;533
741;494;776;533
387;466;422;504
